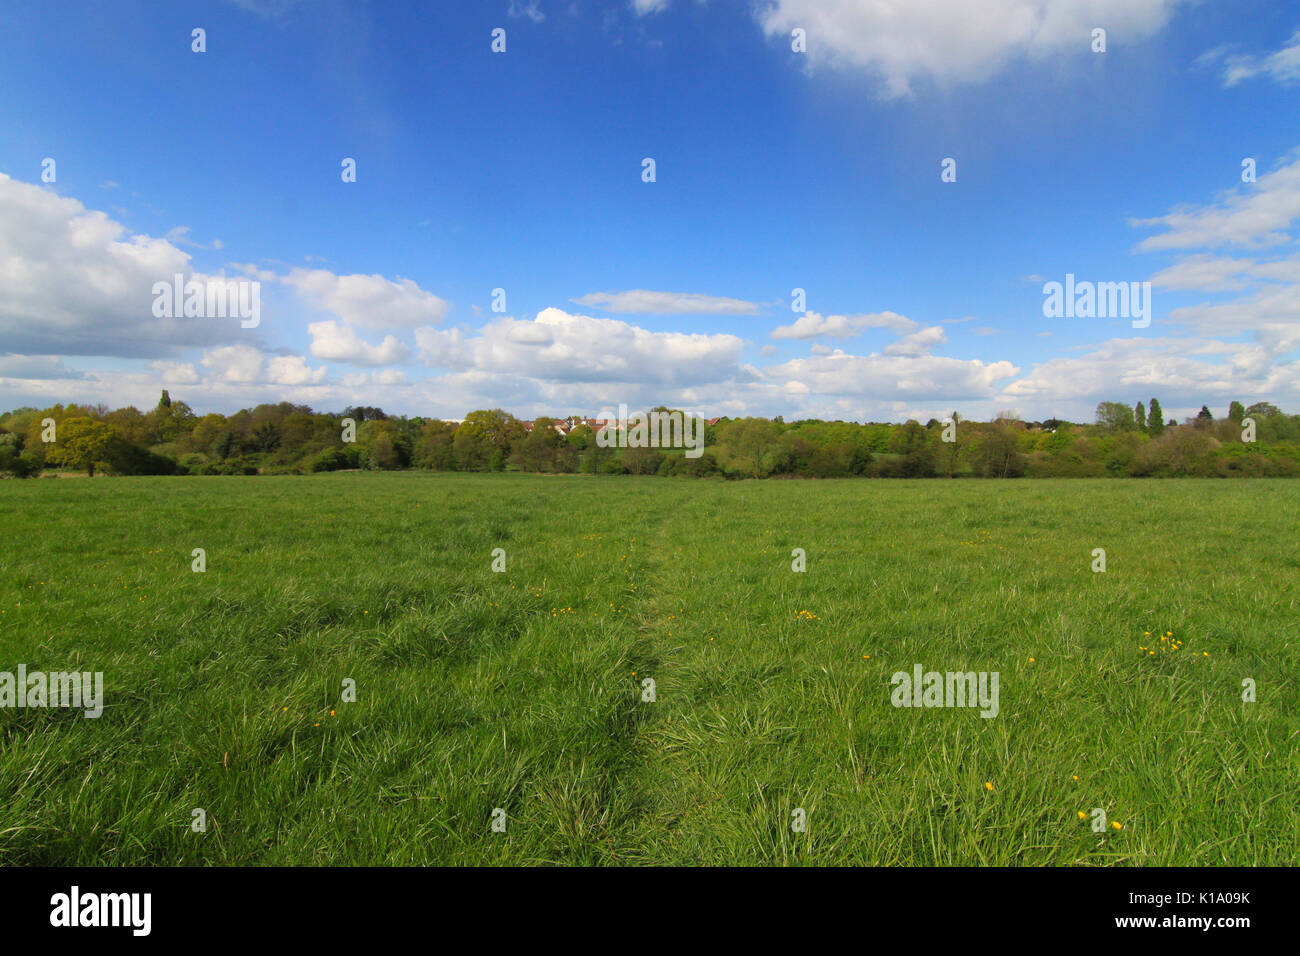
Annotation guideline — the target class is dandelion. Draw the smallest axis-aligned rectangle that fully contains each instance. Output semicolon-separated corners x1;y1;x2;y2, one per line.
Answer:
1111;821;1122;830
1077;811;1087;820
1072;775;1078;781
984;782;994;791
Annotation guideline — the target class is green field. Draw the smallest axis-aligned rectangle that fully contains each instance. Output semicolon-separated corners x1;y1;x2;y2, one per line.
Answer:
1;473;1296;865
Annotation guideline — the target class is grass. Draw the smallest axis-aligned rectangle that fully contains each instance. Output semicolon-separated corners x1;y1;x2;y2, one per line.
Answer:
0;472;1296;865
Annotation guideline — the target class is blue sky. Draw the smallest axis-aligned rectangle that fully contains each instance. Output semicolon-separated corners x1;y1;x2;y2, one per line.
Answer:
1;0;1298;422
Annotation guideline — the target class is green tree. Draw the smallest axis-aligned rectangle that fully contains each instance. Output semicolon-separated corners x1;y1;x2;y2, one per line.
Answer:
887;420;936;477
461;409;525;451
1244;401;1280;418
250;421;281;453
1147;398;1165;436
1096;402;1137;432
359;420;411;470
46;417;119;477
453;419;493;471
972;422;1026;478
715;418;786;478
413;420;457;470
509;418;563;472
1228;401;1245;423
1135;402;1147;431
0;432;40;477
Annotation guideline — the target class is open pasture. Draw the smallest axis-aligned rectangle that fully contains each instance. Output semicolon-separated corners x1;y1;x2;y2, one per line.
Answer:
0;473;1296;865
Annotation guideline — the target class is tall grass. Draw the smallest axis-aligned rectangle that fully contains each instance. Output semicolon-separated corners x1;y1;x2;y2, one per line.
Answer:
1;474;1295;864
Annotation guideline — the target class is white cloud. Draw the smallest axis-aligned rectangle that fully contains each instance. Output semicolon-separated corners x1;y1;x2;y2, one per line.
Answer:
631;0;669;15
884;325;947;356
572;289;761;314
764;351;1019;400
1209;30;1300;87
417;307;746;387
1001;336;1299;415
508;1;546;22
201;345;270;384
267;354;329;385
1132;151;1300;251
274;268;450;330
0;174;253;357
201;345;328;385
755;0;1188;97
1167;284;1300;356
1134;150;1300;359
771;310;916;339
308;320;412;366
150;360;201;384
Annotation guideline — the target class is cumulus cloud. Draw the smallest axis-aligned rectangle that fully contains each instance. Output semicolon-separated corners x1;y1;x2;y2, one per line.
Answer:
1001;336;1297;412
272;268;449;330
201;344;328;385
0;174;254;357
884;325;947;357
771;310;916;339
764;351;1018;400
308;320;412;366
417;307;746;386
149;360;201;384
755;0;1188;97
571;289;761;315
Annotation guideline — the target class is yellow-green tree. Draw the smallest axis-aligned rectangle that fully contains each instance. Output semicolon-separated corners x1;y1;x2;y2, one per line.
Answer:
45;417;119;477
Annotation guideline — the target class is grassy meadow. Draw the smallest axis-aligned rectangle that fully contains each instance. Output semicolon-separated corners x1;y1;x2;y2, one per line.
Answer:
0;472;1296;865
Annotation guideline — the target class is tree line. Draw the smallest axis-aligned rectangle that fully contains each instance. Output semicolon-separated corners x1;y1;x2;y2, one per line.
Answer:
2;392;1298;479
